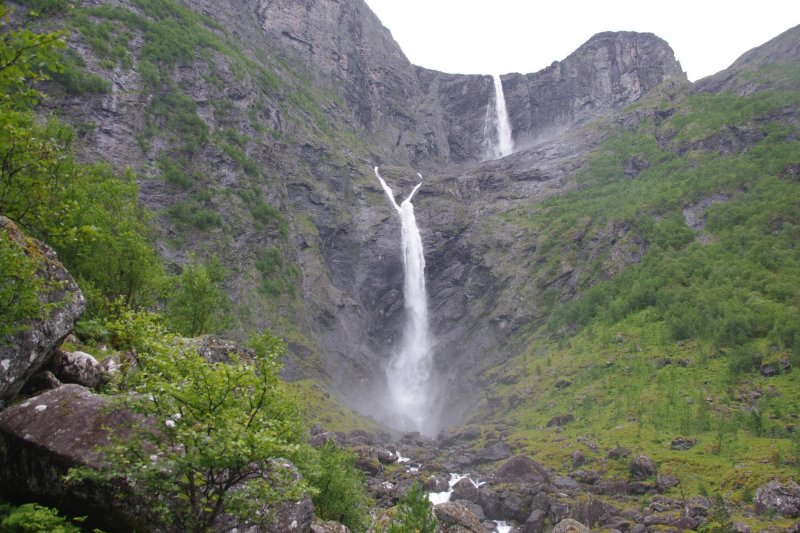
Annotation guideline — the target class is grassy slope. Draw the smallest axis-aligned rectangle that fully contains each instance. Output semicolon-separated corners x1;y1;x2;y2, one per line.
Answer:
469;69;800;528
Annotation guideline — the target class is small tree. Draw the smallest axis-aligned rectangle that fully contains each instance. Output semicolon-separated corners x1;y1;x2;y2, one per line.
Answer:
389;482;438;533
70;330;310;531
166;254;228;337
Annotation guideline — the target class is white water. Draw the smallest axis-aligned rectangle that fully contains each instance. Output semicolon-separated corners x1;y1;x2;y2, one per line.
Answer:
486;74;514;159
374;167;435;435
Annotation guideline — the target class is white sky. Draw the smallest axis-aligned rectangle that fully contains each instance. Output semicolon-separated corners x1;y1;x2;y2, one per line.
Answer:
363;1;800;81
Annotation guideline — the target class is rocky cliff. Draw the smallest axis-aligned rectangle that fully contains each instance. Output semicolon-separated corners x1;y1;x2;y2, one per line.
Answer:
33;0;686;431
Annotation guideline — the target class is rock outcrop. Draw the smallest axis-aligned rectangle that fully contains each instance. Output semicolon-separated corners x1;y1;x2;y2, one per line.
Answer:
0;217;85;407
754;479;800;518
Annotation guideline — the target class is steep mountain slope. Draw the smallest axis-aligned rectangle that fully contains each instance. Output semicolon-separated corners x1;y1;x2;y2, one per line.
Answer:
28;0;687;428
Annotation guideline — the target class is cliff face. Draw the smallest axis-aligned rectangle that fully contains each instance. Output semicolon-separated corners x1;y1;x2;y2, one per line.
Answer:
251;0;684;167
41;0;687;430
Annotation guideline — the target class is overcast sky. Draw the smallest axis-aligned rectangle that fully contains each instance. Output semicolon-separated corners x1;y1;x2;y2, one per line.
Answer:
363;1;799;81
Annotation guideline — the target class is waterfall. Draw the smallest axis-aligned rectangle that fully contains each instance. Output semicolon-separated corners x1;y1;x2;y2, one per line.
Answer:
374;167;435;435
485;74;514;159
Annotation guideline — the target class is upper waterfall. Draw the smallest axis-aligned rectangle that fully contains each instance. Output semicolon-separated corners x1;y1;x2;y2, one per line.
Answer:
485;74;515;159
374;167;437;435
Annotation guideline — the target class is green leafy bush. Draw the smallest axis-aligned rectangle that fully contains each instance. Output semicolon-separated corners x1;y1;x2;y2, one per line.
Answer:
0;502;83;533
305;441;371;532
388;482;438;533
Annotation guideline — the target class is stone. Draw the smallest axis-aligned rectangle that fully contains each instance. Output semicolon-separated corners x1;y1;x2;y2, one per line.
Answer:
629;455;656;480
183;335;255;364
554;378;572;389
553;476;580;491
433;501;484;533
547;414;574;427
0;217;86;407
451;477;480;502
19;370;61;395
760;363;779;377
472;442;512;464
552;518;591;533
424;475;449;492
670;436;696;450
521;509;547;533
494;455;550;484
0;385;151;530
574;470;600;484
608;446;631;459
311;518;350;532
754;479;800;517
261;495;315;533
51;350;108;390
571;450;585;468
656;473;680;492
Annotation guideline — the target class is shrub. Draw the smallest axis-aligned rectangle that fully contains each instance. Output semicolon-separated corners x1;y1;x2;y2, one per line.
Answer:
388;482;438;533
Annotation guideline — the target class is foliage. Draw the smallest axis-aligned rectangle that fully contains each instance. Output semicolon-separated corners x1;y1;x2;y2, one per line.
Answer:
69;331;309;532
157;156;194;189
146;89;208;155
0;4;66;109
165;254;228;337
0;502;84;533
388;482;438;533
0;228;45;339
50;49;111;95
306;441;371;532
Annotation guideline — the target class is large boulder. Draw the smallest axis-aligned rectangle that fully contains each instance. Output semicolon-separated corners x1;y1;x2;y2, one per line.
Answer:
0;217;86;407
433;501;484;533
495;455;550;484
51;350;109;390
629;455;656;480
754;479;800;517
451;477;480;502
0;384;151;530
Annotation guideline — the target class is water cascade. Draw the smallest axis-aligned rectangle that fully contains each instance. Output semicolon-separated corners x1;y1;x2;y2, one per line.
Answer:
374;167;436;435
485;74;514;159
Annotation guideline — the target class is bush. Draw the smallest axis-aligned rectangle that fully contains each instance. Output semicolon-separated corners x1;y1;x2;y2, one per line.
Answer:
306;441;371;532
388;482;438;533
0;502;83;533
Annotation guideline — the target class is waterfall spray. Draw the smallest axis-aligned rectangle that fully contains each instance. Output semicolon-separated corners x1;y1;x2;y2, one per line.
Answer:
374;167;435;435
485;74;514;159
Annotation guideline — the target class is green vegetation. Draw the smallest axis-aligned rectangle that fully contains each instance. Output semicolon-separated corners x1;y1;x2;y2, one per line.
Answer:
0;502;85;533
165;254;229;337
168;192;223;231
307;441;372;531
476;79;800;529
255;247;297;296
388;482;438;533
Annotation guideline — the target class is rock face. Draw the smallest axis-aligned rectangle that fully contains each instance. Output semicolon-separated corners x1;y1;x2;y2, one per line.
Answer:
0;217;86;407
256;1;684;167
42;0;687;433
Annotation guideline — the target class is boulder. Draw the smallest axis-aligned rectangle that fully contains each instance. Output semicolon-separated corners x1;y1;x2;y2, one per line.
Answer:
451;477;480;502
669;436;696;450
19;369;61;395
433;501;484;533
261;495;315;533
547;414;574;427
521;508;547;533
607;446;630;459
0;217;86;407
0;384;150;530
472;442;512;464
552;518;591;533
51;350;108;390
424;475;449;492
754;479;800;517
553;476;580;491
656;473;680;492
495;455;550;484
629;455;656;480
571;450;585;468
183;334;255;363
